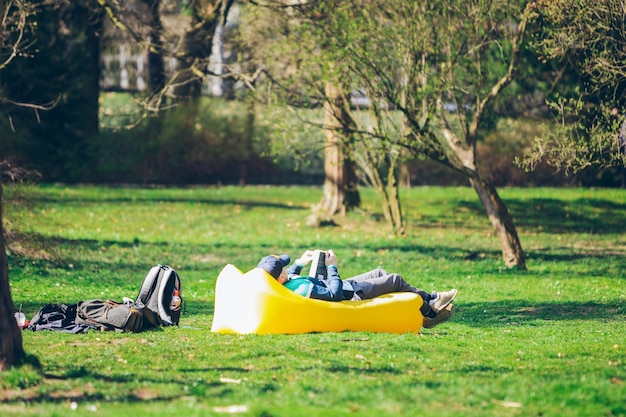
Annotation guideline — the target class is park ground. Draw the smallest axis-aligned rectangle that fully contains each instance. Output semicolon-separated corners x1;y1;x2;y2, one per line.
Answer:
1;184;625;416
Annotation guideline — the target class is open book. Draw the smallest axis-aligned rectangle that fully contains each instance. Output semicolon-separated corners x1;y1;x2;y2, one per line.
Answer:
308;250;327;280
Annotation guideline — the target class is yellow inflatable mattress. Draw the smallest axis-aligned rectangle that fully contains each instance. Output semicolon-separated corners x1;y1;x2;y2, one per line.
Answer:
210;264;423;334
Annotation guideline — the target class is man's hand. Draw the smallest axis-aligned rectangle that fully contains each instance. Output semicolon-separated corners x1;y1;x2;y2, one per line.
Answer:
325;249;338;266
295;250;314;266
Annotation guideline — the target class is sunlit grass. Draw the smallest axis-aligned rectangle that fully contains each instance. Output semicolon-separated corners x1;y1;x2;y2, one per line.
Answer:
1;185;625;416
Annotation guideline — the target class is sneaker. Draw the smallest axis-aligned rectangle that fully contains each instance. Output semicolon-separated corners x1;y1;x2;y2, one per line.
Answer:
429;289;457;313
422;304;454;329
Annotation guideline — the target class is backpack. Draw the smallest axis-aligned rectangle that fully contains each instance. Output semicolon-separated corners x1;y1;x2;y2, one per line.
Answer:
135;264;182;327
73;265;182;333
75;299;144;332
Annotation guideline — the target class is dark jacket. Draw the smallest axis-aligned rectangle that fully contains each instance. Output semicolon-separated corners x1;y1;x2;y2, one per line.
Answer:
285;263;355;301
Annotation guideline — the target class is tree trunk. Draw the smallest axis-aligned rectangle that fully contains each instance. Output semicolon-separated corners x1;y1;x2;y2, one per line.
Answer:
355;144;404;234
308;82;360;226
386;153;404;235
175;0;232;99
238;100;255;186
436;114;526;268
469;176;526;269
309;120;348;225
144;0;166;93
84;7;102;141
0;182;26;370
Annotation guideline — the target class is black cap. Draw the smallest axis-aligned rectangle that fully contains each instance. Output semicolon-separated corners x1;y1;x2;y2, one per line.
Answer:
257;254;291;279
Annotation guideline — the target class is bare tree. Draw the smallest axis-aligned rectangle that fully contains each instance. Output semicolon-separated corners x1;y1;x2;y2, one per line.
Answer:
174;0;234;98
308;81;361;226
301;0;530;268
96;0;234;111
232;1;363;224
0;0;36;371
0;173;25;370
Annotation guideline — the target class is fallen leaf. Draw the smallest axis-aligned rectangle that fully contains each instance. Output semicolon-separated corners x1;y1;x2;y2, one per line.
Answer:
213;405;248;413
132;388;159;400
492;399;523;408
220;377;242;384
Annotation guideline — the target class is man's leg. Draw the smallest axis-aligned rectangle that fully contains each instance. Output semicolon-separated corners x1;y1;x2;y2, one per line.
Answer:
346;268;388;283
346;270;436;316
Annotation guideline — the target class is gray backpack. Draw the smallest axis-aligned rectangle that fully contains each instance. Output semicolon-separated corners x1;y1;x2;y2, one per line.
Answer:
75;265;182;332
135;264;182;327
75;299;144;332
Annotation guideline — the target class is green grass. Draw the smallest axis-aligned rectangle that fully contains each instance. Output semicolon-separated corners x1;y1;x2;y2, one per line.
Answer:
1;184;625;416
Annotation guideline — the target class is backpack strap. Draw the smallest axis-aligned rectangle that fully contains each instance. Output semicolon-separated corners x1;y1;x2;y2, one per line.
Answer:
162;267;182;325
135;264;181;326
156;266;175;325
136;265;162;306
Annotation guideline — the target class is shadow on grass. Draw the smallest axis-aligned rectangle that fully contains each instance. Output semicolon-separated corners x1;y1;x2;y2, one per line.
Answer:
10;232;164;250
1;363;256;404
403;196;626;235
452;197;626;235
348;241;626;266
25;195;308;211
8;231;298;267
9;193;626;277
325;363;403;375
181;299;214;317
457;300;625;327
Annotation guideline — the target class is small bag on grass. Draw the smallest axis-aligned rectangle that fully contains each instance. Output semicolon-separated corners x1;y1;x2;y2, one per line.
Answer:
74;264;182;333
75;299;144;332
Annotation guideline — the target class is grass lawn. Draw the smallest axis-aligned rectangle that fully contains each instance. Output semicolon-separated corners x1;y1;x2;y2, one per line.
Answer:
1;184;625;416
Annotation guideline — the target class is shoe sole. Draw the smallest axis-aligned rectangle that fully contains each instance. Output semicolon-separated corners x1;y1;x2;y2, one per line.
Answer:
422;304;455;329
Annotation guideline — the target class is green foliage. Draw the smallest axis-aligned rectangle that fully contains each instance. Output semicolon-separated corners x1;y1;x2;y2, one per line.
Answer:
518;94;626;174
532;0;626;91
92;96;320;184
235;0;534;199
0;0;100;181
1;185;625;416
523;0;626;172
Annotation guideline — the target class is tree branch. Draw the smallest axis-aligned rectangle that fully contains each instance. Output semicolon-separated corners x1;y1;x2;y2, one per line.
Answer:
469;4;530;140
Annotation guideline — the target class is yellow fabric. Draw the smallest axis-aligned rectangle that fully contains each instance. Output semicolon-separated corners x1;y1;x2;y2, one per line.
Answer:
210;264;423;335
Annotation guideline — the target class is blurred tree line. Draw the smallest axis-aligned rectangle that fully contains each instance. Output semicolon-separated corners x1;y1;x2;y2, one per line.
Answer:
1;0;624;188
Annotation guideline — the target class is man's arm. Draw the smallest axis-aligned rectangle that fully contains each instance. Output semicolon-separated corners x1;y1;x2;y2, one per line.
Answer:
285;250;344;301
307;270;343;301
287;250;315;278
308;251;343;301
286;263;303;278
